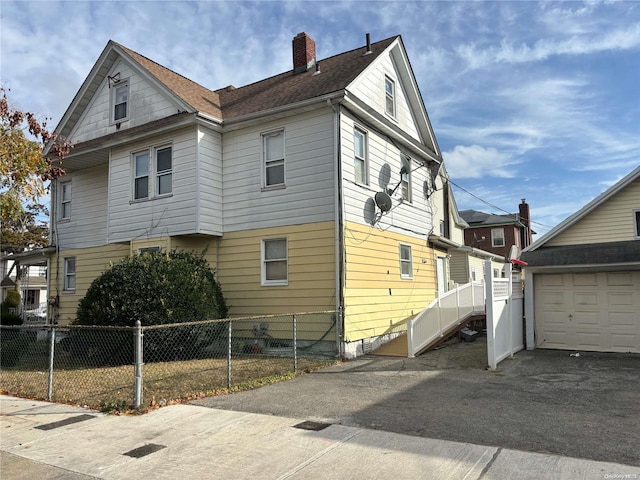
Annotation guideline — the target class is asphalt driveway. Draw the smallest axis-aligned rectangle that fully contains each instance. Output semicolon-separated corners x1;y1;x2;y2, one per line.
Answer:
193;338;640;466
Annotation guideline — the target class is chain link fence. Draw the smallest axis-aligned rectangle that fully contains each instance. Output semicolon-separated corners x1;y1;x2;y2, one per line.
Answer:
0;311;338;411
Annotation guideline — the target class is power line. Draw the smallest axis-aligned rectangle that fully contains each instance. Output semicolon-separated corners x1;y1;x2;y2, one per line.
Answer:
449;179;554;230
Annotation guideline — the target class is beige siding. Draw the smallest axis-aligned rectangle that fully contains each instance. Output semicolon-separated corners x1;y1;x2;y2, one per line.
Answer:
449;250;469;285
547;178;640;246
49;244;130;325
70;59;181;145
216;222;336;317
343;221;436;342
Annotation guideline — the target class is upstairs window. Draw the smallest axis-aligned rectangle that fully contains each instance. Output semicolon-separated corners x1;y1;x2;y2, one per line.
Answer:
132;145;172;200
156;146;173;196
401;156;411;202
262;238;288;285
63;257;76;291
111;81;129;123
635;210;640;238
399;244;413;279
353;127;368;185
263;130;285;187
60;181;72;220
492;228;505;247
385;76;396;118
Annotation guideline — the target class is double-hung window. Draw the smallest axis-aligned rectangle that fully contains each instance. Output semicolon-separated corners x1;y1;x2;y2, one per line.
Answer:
60;181;72;220
263;130;285;187
132;145;172;200
63;257;76;291
401;156;411;202
111;81;129;123
354;127;368;185
262;238;288;285
491;228;505;247
634;210;640;239
399;244;413;279
385;76;396;118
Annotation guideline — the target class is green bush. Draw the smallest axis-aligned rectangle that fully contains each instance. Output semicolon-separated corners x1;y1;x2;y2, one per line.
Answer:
73;250;228;363
3;290;21;308
1;305;23;325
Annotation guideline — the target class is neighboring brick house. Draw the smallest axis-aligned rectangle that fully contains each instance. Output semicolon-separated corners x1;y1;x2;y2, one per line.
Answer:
460;200;534;258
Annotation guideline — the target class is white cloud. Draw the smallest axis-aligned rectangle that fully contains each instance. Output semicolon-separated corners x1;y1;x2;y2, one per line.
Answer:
443;145;520;179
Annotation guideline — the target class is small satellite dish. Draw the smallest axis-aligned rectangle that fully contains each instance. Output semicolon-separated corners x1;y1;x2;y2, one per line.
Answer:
374;191;392;213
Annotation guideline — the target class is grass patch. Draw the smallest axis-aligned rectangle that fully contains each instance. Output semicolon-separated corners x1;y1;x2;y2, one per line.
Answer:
0;353;337;413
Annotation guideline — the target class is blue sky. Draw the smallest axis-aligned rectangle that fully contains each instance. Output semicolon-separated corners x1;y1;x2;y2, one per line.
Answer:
2;1;639;238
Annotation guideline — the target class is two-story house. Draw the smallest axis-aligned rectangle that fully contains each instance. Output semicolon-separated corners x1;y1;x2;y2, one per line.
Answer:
460;200;534;259
44;33;453;358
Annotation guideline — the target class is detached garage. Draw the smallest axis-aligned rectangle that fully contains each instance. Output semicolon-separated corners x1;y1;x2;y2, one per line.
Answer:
521;166;640;354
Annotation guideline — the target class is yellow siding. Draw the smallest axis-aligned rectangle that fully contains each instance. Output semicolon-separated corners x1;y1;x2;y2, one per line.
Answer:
548;178;640;246
216;222;336;318
50;244;130;325
343;221;437;342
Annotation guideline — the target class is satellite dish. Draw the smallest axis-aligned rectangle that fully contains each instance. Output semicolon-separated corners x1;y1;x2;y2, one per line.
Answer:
374;191;392;213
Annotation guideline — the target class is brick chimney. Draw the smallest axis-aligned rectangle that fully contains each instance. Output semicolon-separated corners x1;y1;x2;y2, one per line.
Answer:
292;32;316;73
518;199;533;248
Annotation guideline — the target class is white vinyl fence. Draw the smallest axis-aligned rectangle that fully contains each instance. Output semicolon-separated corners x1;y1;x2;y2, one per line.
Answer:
485;260;524;369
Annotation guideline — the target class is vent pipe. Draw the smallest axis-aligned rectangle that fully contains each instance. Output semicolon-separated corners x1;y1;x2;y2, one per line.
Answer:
365;33;372;55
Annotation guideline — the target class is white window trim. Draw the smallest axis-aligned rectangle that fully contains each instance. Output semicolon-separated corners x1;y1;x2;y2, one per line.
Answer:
399;244;413;279
491;228;505;247
401;156;412;203
59;180;72;221
63;257;76;292
353;127;368;185
131;144;173;202
110;79;129;124
137;246;161;255
261;238;288;286
634;209;640;239
385;76;396;119
262;129;286;190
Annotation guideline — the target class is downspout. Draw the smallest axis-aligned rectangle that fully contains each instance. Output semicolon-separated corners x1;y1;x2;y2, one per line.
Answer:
328;98;344;358
51;179;60;324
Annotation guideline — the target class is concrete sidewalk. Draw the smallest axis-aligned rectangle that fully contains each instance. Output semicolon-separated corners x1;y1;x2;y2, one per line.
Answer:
1;395;638;480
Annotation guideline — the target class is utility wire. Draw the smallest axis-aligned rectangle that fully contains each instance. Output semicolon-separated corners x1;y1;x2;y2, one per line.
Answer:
449;179;554;230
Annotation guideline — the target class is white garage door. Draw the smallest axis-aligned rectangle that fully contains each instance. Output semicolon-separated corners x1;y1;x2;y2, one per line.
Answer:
534;271;640;353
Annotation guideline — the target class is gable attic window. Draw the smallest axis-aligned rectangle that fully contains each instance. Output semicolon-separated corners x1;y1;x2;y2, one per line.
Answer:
111;80;129;123
353;127;368;185
384;76;396;118
491;228;505;247
263;129;285;188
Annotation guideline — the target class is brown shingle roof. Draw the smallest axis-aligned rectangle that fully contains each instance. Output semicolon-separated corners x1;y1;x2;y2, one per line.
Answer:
115;36;398;122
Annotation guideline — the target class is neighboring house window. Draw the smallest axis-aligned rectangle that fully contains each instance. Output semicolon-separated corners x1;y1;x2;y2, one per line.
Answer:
401;156;411;202
491;228;505;247
634;210;640;238
263;130;285;187
132;145;172;200
156;146;172;196
111;80;129;123
60;181;72;220
138;246;161;255
399;244;413;279
262;238;288;285
439;220;446;237
353;127;368;185
385;76;396;118
63;257;76;291
471;268;476;282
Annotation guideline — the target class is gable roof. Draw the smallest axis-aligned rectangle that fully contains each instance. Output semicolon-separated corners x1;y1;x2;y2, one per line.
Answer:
523;165;640;253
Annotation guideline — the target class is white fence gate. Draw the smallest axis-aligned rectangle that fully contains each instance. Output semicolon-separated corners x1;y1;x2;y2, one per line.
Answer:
485;260;524;369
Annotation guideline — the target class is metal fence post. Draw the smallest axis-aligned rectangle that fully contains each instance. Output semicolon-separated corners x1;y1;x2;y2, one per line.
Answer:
47;326;56;401
227;320;232;389
134;320;143;409
293;314;297;374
